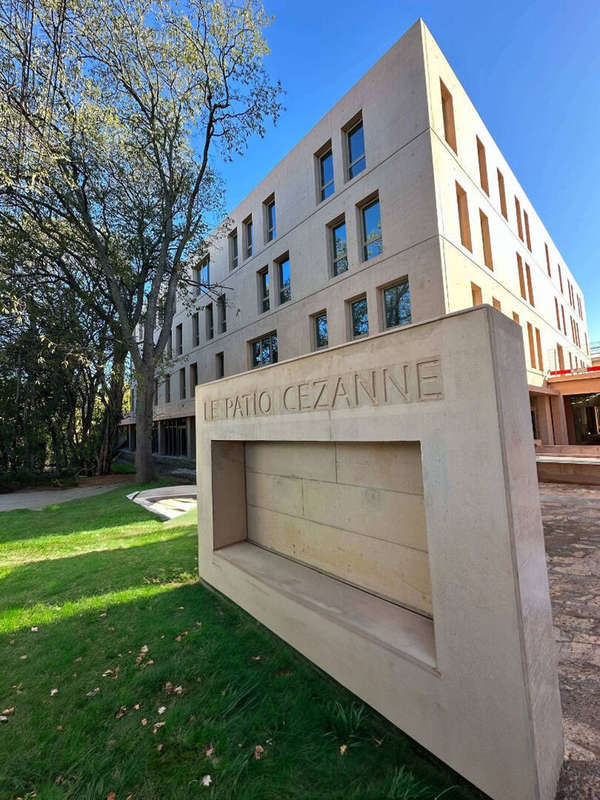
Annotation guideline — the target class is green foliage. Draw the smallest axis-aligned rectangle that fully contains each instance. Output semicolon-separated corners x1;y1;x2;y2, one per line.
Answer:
0;0;284;480
0;486;485;799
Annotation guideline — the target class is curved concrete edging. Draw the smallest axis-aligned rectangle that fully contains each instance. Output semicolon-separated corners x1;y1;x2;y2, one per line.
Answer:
127;485;197;521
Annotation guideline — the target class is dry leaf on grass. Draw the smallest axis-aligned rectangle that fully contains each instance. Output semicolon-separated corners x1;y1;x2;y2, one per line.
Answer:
205;744;214;759
115;706;128;720
156;743;164;752
50;689;58;696
158;706;166;715
152;721;165;734
106;792;115;800
2;707;15;715
0;716;9;723
254;745;264;760
339;744;347;755
141;718;148;726
86;687;100;698
30;627;38;632
201;775;212;787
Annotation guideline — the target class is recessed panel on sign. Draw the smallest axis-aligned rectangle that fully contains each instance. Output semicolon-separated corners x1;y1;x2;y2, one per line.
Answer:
245;441;431;616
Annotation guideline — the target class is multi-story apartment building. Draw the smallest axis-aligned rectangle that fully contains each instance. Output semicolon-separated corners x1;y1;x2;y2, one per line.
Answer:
121;19;590;459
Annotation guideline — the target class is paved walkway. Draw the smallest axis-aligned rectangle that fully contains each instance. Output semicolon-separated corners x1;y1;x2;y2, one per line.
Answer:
541;482;600;800
0;475;135;512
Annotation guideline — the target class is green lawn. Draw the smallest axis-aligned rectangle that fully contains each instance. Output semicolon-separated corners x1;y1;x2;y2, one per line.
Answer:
0;486;485;800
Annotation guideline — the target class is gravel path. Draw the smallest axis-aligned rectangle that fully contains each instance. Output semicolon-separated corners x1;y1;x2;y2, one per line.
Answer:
0;475;135;512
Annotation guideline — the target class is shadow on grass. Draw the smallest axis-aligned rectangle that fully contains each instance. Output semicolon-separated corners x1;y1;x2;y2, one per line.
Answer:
0;581;486;800
0;482;179;544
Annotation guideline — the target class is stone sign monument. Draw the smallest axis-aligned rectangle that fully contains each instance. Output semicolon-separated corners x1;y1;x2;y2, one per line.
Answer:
195;306;563;800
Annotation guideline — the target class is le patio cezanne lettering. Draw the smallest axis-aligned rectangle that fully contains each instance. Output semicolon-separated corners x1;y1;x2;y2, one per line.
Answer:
202;359;442;421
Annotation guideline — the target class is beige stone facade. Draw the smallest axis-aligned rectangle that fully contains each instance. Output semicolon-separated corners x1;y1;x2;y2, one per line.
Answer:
121;18;590;455
195;306;563;800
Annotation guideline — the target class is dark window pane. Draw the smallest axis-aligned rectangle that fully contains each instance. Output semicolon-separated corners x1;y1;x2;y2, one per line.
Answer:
252;341;261;368
332;222;348;275
230;234;238;269
315;313;328;348
279;258;291;304
348;123;365;178
351;298;368;337
320;151;334;200
383;281;412;329
267;202;276;240
362;200;382;260
271;333;278;363
200;259;210;286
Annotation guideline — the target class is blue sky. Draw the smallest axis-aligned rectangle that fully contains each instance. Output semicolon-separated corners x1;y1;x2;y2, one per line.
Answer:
217;0;600;341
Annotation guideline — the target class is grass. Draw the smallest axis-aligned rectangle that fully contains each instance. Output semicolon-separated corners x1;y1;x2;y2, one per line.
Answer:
0;486;486;800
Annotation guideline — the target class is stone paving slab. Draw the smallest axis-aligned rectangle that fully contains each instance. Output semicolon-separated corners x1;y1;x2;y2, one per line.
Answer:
540;483;600;800
0;475;135;512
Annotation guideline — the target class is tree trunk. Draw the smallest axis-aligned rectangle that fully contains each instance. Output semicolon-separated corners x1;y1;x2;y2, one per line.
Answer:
135;364;155;483
96;344;128;475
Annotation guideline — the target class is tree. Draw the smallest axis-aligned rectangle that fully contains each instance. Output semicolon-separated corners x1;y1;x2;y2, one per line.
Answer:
0;0;282;481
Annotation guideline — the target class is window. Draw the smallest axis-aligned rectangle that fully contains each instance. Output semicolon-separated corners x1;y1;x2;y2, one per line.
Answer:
190;363;198;397
557;343;565;370
218;295;227;333
278;256;291;304
497;169;507;219
523;210;532;251
318;146;334;201
251;332;278;368
165;374;171;403
258;267;270;312
192;267;201;296
492;297;501;311
512;312;520;325
200;257;210;287
330;218;348;276
471;282;482;305
476;137;489;195
516;254;526;300
346;118;365;179
167;330;172;358
514;197;523;241
216;352;224;379
525;263;534;306
179;367;186;400
153;379;158;406
313;311;328;349
229;230;238;270
382;279;411;329
360;197;382;261
479;209;493;269
535;328;543;372
350;296;368;339
561;305;566;333
206;303;214;340
527;323;537;369
264;195;276;241
545;243;551;276
455;182;472;251
192;312;199;347
569;352;573;370
243;216;253;259
175;323;183;356
440;80;457;152
558;263;563;293
555;298;561;331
